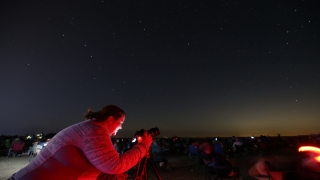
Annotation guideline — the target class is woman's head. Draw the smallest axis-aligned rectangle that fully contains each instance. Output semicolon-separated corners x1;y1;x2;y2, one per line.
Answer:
85;105;125;121
85;105;126;136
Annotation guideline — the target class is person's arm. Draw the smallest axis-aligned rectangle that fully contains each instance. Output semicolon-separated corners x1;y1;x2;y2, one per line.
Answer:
83;130;151;174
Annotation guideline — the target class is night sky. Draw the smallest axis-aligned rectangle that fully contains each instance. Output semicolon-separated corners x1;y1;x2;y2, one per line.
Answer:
1;0;319;138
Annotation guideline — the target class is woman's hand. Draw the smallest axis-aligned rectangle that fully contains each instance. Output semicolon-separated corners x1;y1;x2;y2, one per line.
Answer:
138;130;153;148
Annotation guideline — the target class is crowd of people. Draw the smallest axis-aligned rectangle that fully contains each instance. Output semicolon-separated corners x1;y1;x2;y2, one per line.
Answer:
2;131;320;160
2;130;320;160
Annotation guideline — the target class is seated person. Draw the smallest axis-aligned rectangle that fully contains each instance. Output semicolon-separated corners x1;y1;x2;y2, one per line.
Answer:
10;137;23;146
7;137;25;157
37;138;51;149
27;140;38;155
199;142;236;177
232;137;244;152
191;141;199;148
213;139;226;157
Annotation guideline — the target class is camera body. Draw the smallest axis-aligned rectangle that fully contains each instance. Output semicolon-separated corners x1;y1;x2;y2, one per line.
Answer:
134;127;160;138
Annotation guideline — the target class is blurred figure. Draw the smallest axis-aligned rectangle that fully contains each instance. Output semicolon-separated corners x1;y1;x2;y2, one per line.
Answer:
113;139;125;154
213;138;226;157
9;137;23;148
151;139;168;168
232;137;243;152
199;142;238;177
7;137;25;157
113;139;121;154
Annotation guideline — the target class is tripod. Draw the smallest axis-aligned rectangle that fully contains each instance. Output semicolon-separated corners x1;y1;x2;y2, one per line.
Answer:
134;150;162;180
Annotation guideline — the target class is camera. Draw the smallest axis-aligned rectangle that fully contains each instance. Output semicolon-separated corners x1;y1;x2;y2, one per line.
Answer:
134;127;160;138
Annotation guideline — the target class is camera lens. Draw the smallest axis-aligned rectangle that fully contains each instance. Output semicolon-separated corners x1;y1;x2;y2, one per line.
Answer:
134;127;160;138
148;127;160;137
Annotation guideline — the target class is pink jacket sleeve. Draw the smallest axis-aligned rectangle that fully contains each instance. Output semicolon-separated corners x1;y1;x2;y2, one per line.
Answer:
80;125;149;174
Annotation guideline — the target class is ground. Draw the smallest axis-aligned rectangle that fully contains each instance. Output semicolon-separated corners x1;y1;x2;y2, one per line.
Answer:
0;147;305;180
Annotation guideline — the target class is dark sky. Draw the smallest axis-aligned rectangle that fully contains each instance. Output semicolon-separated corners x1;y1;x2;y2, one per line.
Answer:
1;0;319;138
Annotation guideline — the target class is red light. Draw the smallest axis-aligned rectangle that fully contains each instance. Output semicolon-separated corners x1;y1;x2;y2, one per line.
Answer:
298;146;320;154
298;146;320;163
138;136;142;141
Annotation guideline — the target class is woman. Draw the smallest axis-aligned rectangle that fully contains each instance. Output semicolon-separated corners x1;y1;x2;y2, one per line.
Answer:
9;105;152;180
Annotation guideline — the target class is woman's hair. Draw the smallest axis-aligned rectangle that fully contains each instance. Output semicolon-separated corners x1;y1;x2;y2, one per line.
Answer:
84;105;125;121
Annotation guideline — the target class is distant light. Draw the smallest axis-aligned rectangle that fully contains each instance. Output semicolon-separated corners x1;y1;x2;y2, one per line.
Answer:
251;136;254;139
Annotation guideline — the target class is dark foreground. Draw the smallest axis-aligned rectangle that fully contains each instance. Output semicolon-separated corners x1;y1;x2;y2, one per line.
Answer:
1;147;318;180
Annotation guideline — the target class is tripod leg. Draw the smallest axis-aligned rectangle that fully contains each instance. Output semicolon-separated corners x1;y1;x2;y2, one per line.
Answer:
134;151;163;180
134;157;148;180
143;165;148;180
148;159;162;180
